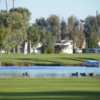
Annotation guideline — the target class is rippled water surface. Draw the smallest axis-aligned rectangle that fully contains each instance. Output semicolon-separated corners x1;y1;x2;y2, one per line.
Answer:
0;66;100;78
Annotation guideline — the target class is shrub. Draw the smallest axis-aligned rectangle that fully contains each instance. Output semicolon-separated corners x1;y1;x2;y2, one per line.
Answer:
46;48;55;54
88;37;99;48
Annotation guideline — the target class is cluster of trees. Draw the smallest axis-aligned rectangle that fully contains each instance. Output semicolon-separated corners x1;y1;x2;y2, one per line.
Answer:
32;13;100;50
32;15;85;53
84;15;100;48
0;7;30;54
0;6;100;54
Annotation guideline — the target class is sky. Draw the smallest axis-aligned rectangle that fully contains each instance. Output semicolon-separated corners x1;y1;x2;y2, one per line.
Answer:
0;0;100;24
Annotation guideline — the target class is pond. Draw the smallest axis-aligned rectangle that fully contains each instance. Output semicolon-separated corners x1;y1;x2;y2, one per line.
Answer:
0;66;100;78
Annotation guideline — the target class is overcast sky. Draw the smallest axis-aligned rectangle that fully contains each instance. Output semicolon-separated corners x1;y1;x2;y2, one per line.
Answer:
0;0;100;23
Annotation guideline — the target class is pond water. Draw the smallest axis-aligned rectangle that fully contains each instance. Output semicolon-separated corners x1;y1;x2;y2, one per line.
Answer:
0;66;100;78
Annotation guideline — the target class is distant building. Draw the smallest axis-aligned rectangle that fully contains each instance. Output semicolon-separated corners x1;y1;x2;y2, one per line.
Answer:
0;50;5;54
86;42;100;53
31;42;42;54
55;40;75;54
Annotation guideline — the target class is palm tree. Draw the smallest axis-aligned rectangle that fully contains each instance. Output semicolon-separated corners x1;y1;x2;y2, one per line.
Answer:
5;0;8;12
13;0;14;12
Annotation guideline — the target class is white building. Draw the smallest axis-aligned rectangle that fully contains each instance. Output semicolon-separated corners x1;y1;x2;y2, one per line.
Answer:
55;40;75;54
31;42;42;54
86;42;100;53
0;50;5;54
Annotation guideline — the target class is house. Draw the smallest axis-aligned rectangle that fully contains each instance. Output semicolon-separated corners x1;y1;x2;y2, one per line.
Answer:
55;40;75;54
86;42;100;53
86;48;100;53
0;50;5;54
22;42;42;54
31;42;42;54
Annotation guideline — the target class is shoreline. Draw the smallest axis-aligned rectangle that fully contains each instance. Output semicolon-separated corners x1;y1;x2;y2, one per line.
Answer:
0;62;86;67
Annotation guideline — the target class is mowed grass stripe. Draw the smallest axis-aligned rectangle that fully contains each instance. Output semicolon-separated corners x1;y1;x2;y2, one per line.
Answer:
0;78;100;100
1;53;100;66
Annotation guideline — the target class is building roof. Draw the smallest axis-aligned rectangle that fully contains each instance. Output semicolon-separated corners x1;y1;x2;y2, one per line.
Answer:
55;40;75;46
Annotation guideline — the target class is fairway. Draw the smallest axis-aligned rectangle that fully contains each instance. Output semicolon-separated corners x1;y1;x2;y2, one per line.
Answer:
0;78;100;100
1;53;100;66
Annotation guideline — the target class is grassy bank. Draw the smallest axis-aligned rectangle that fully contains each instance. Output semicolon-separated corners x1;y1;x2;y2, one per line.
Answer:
0;53;100;66
0;78;100;100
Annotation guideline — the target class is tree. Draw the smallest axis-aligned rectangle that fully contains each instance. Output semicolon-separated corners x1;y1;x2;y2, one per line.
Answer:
67;15;84;48
0;6;31;53
33;17;47;32
0;12;11;28
27;26;40;53
5;0;8;12
33;16;57;53
9;7;31;21
46;31;55;48
13;0;14;12
60;19;67;40
5;12;29;53
96;14;100;34
47;15;60;40
0;28;11;54
67;15;79;39
88;37;98;48
0;13;5;28
39;29;55;53
84;16;98;40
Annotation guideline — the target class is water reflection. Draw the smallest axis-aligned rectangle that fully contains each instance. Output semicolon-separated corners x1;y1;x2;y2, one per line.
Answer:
0;66;100;78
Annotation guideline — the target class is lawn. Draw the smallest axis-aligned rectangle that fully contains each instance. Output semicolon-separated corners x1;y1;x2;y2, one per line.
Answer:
0;53;100;66
0;78;100;100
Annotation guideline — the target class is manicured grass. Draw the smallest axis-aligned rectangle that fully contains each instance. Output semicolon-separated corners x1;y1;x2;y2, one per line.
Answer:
0;78;100;100
0;53;100;66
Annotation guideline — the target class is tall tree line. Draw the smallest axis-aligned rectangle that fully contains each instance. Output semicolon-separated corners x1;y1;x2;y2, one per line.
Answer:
84;15;100;41
0;4;100;54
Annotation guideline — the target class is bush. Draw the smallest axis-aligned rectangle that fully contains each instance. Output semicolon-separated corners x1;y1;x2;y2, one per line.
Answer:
88;38;99;48
46;48;55;54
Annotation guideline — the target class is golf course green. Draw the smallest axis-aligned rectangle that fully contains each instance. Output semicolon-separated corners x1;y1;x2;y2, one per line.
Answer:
0;53;100;66
0;53;100;99
0;78;100;100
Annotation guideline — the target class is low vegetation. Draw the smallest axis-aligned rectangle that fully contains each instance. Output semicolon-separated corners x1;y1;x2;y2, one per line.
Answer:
0;53;100;66
0;78;100;100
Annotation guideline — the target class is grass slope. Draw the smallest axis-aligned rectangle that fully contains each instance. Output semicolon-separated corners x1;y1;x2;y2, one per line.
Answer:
0;53;100;66
0;78;100;100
